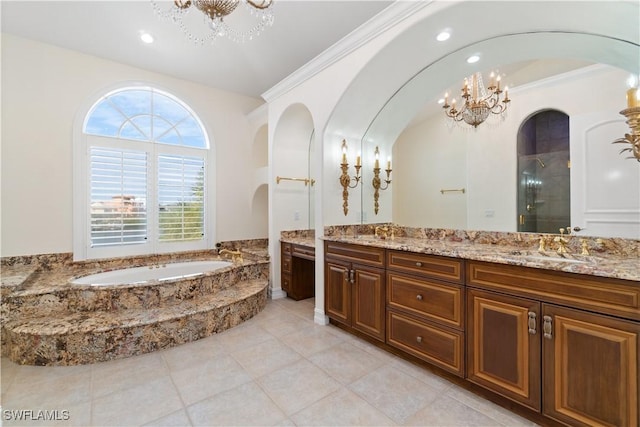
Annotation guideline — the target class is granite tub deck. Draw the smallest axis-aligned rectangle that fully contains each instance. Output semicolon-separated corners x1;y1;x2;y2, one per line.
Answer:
1;251;269;366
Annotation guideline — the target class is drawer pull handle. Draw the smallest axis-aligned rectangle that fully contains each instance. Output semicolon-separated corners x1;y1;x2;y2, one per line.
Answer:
416;336;423;343
416;294;423;301
415;262;423;267
543;315;553;339
527;312;537;335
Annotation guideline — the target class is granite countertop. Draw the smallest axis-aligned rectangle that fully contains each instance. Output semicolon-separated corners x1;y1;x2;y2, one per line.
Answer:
280;237;316;248
322;234;639;282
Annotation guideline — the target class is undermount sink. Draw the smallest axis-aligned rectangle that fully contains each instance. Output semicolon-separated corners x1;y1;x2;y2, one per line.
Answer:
519;254;589;264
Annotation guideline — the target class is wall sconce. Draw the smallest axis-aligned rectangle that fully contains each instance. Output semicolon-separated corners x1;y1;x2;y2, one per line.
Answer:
372;146;392;215
613;76;640;162
339;139;361;215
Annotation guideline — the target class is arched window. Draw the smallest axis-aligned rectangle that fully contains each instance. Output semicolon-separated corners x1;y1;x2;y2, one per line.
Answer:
75;86;212;260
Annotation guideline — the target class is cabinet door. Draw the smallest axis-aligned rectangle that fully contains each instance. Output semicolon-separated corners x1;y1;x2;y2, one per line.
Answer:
352;264;385;342
325;259;351;326
542;304;639;427
467;288;541;411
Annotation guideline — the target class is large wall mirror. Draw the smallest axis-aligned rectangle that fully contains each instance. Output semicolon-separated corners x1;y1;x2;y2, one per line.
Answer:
357;31;639;239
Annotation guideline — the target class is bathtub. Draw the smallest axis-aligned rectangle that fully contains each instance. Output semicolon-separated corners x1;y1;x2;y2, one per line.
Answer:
72;260;233;286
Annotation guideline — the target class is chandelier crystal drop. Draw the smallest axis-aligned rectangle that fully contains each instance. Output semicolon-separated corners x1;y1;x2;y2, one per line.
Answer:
151;0;275;45
442;72;511;128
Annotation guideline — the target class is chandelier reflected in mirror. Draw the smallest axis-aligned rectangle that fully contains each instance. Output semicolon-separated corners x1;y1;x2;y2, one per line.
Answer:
442;72;511;128
151;0;274;44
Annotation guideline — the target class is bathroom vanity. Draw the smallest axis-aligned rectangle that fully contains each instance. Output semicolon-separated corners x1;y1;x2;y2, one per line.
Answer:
323;234;639;427
281;239;315;300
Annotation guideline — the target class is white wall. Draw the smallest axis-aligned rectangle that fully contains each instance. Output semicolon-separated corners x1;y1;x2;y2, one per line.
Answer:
393;65;638;235
394;121;468;228
1;34;263;257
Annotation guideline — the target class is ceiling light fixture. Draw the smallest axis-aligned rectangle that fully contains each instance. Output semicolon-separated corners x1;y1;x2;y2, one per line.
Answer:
140;32;155;44
436;31;450;42
442;71;511;128
466;55;480;64
151;0;275;45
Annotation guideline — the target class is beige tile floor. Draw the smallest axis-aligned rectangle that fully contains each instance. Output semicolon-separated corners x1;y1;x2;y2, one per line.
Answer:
1;298;539;426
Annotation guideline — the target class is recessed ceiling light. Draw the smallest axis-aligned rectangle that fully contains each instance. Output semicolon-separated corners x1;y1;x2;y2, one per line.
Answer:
466;55;480;64
140;32;154;44
437;98;445;104
436;31;450;42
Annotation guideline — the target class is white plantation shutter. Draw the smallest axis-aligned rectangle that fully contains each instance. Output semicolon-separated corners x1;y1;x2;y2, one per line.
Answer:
77;86;211;260
90;148;148;247
158;155;205;242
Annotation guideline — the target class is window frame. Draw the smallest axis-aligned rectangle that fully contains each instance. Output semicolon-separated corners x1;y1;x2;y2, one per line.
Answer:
73;84;214;261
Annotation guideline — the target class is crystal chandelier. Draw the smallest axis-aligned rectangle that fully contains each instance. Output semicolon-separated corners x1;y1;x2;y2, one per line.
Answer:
151;0;275;44
442;72;511;128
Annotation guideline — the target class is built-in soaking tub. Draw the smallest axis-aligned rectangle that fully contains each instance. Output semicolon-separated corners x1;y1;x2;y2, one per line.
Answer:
2;253;269;365
71;260;233;286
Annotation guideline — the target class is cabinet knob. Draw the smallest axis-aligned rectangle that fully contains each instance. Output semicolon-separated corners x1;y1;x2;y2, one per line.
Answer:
415;262;423;267
416;294;423;301
416;336;423;343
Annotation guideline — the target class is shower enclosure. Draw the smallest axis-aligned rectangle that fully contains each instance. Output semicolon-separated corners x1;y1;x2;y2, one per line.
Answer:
517;110;570;234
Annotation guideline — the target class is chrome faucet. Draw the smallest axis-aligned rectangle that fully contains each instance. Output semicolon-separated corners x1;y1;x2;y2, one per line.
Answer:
219;249;243;263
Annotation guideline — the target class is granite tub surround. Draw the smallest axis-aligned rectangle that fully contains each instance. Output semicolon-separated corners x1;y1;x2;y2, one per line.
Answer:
323;224;639;282
1;246;270;366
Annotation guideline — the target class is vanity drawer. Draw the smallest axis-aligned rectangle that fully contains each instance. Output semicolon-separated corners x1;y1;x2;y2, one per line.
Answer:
387;250;463;284
281;274;291;292
325;241;385;267
292;244;315;261
387;310;464;377
467;261;640;321
387;272;464;329
281;242;292;274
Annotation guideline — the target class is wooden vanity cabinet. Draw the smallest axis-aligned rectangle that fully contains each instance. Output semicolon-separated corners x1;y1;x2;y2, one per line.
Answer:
467;288;541;411
542;304;639;427
467;260;640;427
325;241;386;342
281;241;315;300
386;250;465;376
281;242;292;294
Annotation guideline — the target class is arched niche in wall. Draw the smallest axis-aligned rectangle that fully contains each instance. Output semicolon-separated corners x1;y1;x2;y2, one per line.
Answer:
252;124;269;170
252;124;269;198
251;184;269;239
273;103;316;231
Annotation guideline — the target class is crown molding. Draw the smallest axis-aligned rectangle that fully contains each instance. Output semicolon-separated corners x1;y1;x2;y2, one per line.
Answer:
261;1;431;103
510;63;610;95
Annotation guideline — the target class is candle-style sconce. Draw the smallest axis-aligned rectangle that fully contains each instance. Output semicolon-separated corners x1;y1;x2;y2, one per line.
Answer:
372;146;392;215
612;76;640;162
339;139;361;215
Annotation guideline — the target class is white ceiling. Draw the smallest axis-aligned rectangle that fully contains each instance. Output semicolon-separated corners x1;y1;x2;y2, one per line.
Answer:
0;0;393;98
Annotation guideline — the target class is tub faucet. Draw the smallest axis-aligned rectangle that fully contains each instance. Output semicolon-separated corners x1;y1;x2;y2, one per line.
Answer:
220;249;243;264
